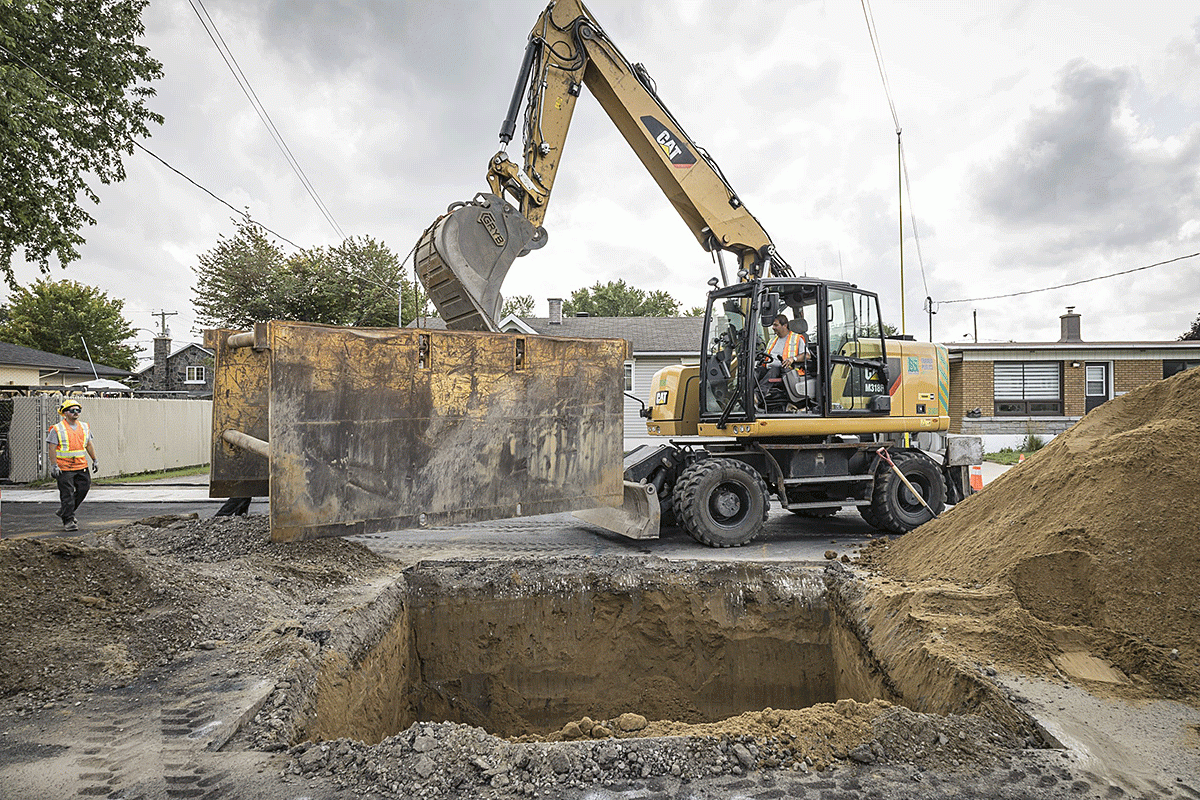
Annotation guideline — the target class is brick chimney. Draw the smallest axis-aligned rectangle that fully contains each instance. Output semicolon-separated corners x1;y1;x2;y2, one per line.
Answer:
153;336;171;390
548;298;563;325
1059;307;1082;343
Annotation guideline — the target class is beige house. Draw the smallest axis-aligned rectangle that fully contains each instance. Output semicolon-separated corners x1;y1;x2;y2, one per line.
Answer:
0;340;131;391
948;309;1200;449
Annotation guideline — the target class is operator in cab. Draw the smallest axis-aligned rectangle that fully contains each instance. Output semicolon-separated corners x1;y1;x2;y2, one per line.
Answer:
766;314;807;374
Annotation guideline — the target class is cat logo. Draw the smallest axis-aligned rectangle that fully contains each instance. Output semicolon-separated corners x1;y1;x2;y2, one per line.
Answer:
640;115;696;168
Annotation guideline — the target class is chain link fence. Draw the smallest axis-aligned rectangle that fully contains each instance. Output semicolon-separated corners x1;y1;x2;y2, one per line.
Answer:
0;396;54;482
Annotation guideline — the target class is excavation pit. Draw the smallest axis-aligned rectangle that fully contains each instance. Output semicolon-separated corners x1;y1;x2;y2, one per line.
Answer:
298;558;1002;745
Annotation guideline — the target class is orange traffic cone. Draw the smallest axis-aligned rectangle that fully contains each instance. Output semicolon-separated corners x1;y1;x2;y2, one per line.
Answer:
1017;453;1025;464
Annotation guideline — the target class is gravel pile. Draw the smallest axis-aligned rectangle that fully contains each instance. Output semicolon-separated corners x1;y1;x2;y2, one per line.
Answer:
282;702;1022;799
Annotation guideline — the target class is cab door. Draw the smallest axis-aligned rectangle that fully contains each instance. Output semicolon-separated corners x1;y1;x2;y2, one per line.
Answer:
824;287;890;415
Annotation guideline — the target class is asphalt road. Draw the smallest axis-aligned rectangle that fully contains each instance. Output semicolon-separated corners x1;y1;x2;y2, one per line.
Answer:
352;507;884;563
2;461;1010;557
0;489;266;540
0;482;884;561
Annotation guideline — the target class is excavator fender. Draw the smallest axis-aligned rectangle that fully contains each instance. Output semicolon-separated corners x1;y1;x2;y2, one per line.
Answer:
573;480;662;540
415;193;547;331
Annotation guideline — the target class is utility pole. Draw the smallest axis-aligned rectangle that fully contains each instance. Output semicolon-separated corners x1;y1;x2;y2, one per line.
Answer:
152;310;178;337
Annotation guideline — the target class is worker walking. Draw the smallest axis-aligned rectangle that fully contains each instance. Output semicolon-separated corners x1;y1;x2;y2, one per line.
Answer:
46;399;99;532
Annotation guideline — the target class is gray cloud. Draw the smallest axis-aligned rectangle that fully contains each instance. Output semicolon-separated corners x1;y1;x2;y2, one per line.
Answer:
975;59;1200;260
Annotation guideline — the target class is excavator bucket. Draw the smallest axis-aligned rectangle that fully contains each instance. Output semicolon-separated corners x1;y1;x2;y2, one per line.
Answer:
415;193;547;332
208;321;627;542
573;480;662;540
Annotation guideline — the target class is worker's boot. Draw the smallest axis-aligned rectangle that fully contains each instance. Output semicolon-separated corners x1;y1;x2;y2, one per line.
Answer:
64;519;78;532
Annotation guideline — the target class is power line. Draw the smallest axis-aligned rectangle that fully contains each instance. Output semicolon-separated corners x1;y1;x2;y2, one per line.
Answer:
0;37;406;302
188;0;347;241
0;40;299;249
937;252;1200;304
861;0;899;134
131;142;300;248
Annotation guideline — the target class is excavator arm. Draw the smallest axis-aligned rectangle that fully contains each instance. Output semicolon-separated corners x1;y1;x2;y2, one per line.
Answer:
416;0;791;331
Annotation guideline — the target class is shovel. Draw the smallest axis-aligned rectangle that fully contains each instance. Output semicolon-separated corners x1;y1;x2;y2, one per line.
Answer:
875;447;939;520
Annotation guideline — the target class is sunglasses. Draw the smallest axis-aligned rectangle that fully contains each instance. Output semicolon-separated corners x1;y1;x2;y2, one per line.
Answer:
65;408;81;414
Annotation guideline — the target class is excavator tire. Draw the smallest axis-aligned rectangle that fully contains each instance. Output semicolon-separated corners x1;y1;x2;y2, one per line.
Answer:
673;458;769;548
860;451;946;534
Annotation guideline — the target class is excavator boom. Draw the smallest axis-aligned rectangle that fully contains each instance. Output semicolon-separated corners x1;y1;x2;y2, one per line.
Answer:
415;0;787;331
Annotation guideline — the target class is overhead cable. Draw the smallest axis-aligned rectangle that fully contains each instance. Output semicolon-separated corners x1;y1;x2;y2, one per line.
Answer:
937;252;1200;304
0;39;298;249
860;0;899;134
860;0;929;299
188;0;347;241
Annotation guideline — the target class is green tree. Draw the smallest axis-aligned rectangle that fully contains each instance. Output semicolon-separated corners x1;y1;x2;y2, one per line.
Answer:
502;294;535;317
1180;314;1200;341
0;279;140;370
0;0;163;286
192;218;422;328
192;217;287;329
563;280;681;317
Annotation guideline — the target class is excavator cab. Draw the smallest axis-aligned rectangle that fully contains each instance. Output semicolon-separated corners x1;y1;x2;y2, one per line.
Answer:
698;278;892;430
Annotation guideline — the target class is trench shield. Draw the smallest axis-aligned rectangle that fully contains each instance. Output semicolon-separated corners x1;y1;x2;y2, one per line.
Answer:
210;321;626;542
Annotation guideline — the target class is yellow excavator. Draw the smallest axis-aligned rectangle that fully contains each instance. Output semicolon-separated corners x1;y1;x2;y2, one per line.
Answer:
416;0;979;547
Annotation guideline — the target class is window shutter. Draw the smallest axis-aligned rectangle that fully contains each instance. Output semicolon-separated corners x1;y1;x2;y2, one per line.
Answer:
1023;363;1059;399
994;362;1059;399
993;364;1025;398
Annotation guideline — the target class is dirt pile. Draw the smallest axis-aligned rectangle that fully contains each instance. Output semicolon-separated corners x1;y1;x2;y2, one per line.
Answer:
0;515;393;702
861;366;1200;698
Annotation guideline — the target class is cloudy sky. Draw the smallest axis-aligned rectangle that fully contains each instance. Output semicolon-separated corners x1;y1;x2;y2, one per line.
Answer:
10;0;1200;361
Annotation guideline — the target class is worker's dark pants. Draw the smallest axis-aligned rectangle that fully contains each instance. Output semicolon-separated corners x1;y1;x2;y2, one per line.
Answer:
56;468;91;523
215;497;252;517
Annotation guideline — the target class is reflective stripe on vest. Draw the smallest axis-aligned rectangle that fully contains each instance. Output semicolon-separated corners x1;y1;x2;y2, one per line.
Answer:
52;421;89;470
767;331;806;374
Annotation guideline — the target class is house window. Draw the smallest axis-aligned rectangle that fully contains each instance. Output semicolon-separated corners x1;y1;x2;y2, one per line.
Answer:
993;362;1061;415
1085;365;1106;397
185;365;206;384
1164;360;1200;379
624;362;634;392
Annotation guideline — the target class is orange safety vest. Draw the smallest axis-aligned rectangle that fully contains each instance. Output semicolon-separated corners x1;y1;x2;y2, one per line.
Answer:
767;331;806;375
51;420;90;471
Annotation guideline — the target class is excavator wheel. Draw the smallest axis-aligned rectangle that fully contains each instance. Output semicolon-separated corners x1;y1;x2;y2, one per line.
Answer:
860;451;946;534
673;458;769;547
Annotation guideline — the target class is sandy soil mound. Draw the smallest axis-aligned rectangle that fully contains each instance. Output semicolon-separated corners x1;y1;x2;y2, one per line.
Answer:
862;366;1200;699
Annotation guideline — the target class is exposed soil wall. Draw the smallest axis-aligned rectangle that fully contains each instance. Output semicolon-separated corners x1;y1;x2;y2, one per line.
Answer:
302;558;842;741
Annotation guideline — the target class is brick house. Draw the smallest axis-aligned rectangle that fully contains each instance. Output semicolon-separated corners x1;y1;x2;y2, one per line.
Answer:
948;309;1200;449
133;336;215;397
